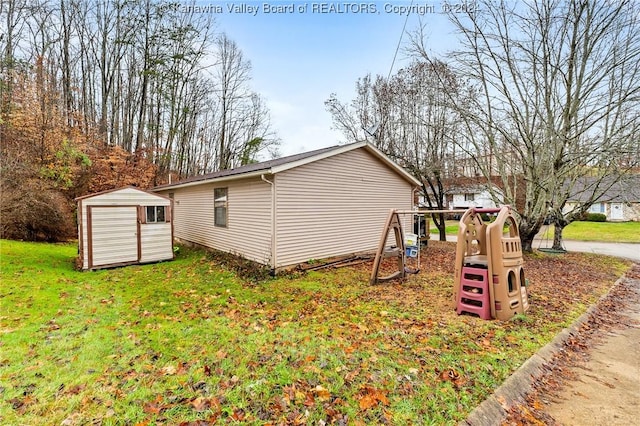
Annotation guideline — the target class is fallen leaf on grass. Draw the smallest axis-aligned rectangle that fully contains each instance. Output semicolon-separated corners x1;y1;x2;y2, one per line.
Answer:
9;395;37;413
438;368;467;388
180;420;219;426
143;401;166;415
48;322;60;331
231;408;245;421
344;368;360;383
161;365;176;375
357;386;389;410
60;413;82;426
190;396;221;412
313;385;331;401
64;384;86;395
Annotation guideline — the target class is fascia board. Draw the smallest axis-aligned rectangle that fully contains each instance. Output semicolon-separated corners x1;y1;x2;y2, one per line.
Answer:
362;144;422;186
269;141;421;187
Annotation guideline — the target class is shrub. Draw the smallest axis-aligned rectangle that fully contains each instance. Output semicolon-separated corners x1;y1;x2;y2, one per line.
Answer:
0;180;76;242
583;213;607;222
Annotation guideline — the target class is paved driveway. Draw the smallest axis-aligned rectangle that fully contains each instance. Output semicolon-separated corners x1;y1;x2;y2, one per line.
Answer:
536;240;640;262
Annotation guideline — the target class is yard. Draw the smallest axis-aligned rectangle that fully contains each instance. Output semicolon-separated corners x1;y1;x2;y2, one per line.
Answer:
0;239;631;425
536;221;640;243
431;220;640;243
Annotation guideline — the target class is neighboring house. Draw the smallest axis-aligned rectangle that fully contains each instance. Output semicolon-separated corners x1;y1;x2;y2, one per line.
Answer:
446;184;503;210
418;182;504;211
76;187;174;270
445;174;528;212
564;175;640;221
153;141;421;271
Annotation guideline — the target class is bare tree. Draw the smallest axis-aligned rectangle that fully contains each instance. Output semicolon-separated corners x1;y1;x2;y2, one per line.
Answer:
326;61;473;240
0;0;29;119
214;34;251;170
411;0;640;251
1;0;280;186
213;34;278;171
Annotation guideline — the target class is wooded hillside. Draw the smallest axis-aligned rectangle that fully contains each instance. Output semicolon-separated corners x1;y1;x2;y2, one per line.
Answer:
1;0;279;241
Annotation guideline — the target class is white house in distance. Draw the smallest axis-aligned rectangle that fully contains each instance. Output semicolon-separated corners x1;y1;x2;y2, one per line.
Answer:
418;183;503;212
76;187;174;270
153;142;421;272
446;184;501;210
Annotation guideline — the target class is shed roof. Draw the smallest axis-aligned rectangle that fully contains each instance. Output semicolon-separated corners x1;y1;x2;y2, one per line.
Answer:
75;185;169;202
153;141;421;191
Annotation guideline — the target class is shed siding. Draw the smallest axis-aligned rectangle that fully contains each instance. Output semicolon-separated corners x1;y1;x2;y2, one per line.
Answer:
275;148;413;267
140;224;173;263
160;177;272;264
78;188;172;270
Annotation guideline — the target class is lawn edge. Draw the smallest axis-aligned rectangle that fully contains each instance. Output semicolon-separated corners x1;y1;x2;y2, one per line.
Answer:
458;265;635;426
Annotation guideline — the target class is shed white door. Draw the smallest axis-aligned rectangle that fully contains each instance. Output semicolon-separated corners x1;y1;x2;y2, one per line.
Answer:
610;203;624;220
90;206;139;267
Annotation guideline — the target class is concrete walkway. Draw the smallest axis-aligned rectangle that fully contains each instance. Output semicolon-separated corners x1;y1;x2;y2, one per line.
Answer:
544;285;640;425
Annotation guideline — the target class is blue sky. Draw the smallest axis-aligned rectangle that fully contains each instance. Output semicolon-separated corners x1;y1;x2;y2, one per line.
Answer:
192;1;459;155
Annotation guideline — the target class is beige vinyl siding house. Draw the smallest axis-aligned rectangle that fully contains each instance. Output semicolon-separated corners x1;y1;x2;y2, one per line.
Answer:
167;177;273;265
76;187;174;270
154;142;420;271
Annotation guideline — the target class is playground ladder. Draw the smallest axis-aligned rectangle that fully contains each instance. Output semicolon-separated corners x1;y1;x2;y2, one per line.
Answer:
456;266;492;320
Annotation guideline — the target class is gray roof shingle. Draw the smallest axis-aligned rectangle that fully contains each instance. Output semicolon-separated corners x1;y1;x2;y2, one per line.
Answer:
153;143;358;191
568;174;640;203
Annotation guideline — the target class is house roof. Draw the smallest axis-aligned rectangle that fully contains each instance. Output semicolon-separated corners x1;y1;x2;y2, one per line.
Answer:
568;174;640;203
152;141;421;191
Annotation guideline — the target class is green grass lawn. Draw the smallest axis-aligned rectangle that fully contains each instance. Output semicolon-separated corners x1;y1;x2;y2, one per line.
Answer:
433;220;640;243
537;221;640;243
0;239;631;425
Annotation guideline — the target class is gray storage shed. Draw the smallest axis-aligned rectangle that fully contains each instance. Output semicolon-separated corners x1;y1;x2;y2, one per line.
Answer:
76;186;174;270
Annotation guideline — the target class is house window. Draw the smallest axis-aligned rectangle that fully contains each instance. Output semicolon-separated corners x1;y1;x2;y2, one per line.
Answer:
589;203;604;213
146;206;167;223
214;188;228;227
464;193;475;201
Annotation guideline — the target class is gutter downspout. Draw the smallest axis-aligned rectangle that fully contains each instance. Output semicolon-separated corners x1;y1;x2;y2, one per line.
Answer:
261;174;276;274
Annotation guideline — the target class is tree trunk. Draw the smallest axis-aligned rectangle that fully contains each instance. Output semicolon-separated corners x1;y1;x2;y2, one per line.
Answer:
519;219;542;253
552;224;565;251
431;212;447;242
552;215;569;251
438;220;447;241
60;0;72;127
520;232;535;253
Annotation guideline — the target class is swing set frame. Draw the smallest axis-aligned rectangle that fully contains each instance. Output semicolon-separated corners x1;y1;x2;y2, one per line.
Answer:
369;208;467;284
